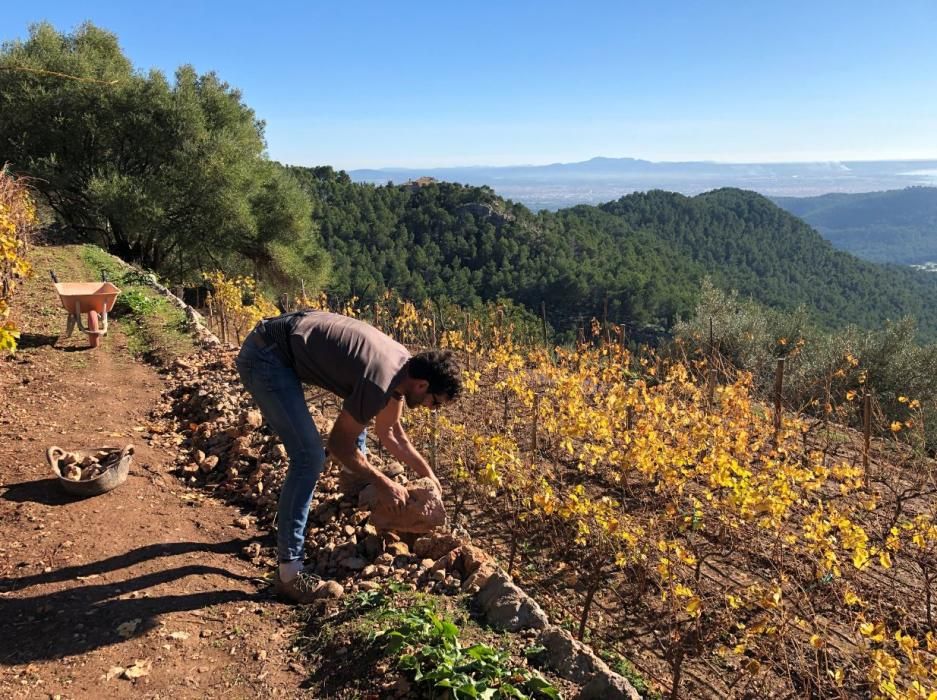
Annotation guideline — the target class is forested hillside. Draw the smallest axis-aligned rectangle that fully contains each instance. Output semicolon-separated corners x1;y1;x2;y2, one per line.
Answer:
600;188;937;334
774;187;937;264
289;166;700;335
293;167;937;340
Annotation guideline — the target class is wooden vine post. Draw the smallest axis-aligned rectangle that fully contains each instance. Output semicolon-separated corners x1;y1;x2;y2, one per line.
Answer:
540;301;549;347
431;408;438;472
707;368;718;407
863;391;872;486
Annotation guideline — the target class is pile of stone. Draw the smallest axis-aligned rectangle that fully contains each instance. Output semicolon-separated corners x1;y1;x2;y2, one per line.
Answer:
151;352;296;521
53;447;124;482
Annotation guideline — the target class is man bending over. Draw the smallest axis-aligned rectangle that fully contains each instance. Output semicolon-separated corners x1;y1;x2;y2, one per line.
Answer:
235;309;461;603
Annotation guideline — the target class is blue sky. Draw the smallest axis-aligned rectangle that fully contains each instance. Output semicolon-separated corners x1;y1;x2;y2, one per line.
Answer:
5;1;937;168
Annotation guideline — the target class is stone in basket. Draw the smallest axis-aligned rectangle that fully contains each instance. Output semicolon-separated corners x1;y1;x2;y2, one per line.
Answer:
47;444;134;497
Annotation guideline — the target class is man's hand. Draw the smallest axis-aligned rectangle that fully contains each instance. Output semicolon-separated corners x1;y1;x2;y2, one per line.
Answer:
376;476;408;513
375;400;442;494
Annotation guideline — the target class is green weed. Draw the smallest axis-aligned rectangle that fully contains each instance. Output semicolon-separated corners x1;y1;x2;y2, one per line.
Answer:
376;602;560;699
598;650;660;700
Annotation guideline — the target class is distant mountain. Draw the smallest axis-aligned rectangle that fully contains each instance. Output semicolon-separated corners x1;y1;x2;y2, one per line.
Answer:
349;157;937;210
774;187;937;265
291;166;937;341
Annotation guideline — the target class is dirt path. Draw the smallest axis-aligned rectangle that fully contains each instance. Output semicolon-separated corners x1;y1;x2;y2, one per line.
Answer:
0;245;306;699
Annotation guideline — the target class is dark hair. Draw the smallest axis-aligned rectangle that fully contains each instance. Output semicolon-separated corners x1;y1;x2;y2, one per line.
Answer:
407;349;462;400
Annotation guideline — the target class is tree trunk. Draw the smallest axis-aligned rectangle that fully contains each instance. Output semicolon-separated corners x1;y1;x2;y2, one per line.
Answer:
669;647;685;700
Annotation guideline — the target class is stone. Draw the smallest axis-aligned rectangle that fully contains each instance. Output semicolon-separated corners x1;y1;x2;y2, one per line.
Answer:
535;627;641;700
431;549;460;572
361;565;378;578
234;515;252;529
359;478;446;534
375;553;394;566
458;545;492;577
334;542;358;561
430;569;446;582
462;562;497;591
200;455;219;473
361;534;384;560
419;558;435;569
314;501;337;524
474;571;549;632
342;556;367;571
384;462;406;477
359;581;380;591
314;581;344;600
386;541;410;557
413;534;464;561
231;435;254;457
578;674;643;700
241;542;262;561
243;410;263;429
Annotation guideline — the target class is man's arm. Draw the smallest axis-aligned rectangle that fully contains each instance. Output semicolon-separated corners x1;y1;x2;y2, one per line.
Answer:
328;410;408;511
374;398;442;492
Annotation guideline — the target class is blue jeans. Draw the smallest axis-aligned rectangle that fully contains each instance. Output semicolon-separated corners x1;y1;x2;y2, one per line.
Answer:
235;337;366;563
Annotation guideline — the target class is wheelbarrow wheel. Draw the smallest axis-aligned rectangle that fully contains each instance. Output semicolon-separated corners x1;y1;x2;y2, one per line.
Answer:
87;309;100;348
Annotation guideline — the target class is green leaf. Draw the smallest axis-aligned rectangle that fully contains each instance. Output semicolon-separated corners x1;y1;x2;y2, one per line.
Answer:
455;682;480;698
440;619;460;640
525;675;561;699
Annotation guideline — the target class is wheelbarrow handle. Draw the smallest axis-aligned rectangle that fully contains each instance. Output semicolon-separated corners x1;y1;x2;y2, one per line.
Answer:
50;270;59;284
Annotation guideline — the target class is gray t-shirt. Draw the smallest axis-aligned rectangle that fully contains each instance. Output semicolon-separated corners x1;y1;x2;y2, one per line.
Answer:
285;311;410;424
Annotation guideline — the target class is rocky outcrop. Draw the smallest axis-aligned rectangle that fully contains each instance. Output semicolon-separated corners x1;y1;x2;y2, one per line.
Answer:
454;202;514;226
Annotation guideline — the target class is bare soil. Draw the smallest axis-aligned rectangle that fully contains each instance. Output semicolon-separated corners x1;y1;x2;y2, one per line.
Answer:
0;245;305;699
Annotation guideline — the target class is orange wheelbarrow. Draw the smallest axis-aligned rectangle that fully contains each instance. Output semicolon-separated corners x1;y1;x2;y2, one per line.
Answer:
50;270;121;348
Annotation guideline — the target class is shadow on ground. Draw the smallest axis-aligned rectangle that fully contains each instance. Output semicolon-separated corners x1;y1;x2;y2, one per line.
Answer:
0;537;270;664
15;333;59;350
2;477;86;506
